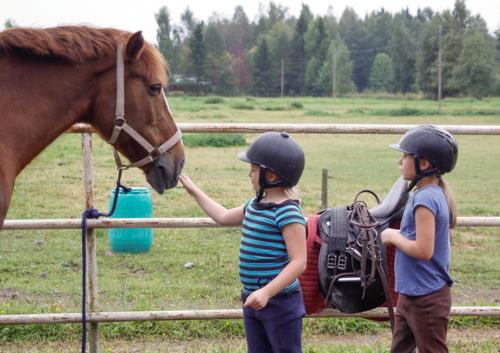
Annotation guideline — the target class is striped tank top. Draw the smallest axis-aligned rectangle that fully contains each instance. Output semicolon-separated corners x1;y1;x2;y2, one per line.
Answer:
239;198;306;292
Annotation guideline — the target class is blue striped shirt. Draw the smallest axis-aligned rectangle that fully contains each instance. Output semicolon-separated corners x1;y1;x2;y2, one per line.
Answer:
239;198;306;292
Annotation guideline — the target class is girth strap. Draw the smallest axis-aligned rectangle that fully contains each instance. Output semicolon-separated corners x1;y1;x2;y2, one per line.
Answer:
330;206;348;252
326;206;348;273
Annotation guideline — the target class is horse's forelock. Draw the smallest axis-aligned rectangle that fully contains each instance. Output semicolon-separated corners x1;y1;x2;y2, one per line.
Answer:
140;44;169;86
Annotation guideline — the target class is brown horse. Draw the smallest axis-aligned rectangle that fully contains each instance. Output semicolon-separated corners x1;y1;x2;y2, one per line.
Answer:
0;26;185;228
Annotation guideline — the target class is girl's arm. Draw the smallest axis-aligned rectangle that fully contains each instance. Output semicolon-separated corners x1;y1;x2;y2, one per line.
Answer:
179;174;244;226
381;206;435;260
244;222;307;310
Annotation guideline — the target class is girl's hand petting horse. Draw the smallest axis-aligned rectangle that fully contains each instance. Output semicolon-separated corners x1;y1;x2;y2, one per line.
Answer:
179;174;198;196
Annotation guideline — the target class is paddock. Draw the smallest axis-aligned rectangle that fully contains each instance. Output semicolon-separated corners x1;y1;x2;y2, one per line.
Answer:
1;123;499;353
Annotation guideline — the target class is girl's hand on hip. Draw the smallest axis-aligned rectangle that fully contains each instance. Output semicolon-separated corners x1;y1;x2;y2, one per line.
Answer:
244;288;270;310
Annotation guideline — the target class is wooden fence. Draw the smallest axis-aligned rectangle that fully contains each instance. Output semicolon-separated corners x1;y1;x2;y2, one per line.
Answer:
2;123;500;353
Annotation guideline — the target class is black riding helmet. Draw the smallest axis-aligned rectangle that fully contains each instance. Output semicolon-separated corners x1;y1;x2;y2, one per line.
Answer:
239;132;305;201
390;124;458;188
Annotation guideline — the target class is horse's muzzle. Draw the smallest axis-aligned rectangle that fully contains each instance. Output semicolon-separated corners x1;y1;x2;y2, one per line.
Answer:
145;154;184;194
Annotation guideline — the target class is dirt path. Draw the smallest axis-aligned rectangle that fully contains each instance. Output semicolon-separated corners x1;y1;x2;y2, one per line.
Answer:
1;327;499;352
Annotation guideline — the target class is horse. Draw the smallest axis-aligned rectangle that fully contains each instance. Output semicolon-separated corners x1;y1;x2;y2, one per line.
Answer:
0;26;185;229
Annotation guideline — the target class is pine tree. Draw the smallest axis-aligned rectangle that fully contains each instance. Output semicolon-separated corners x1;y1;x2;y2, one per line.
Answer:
452;31;497;98
155;7;175;74
496;27;500;65
316;40;355;95
391;15;416;93
287;5;311;95
267;22;293;96
417;16;442;98
227;6;252;93
4;19;16;29
189;22;207;85
205;20;236;95
304;17;330;95
369;53;393;91
252;38;273;96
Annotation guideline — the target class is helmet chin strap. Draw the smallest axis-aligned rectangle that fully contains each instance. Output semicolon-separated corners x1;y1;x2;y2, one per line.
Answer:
255;167;288;202
409;156;439;190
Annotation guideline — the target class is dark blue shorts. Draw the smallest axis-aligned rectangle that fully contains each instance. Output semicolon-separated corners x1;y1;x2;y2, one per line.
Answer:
241;288;306;353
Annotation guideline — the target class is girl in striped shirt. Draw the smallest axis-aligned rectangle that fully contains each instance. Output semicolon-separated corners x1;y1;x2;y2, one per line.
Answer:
180;132;307;353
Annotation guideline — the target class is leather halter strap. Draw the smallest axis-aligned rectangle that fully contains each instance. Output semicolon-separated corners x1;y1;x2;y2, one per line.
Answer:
108;43;182;169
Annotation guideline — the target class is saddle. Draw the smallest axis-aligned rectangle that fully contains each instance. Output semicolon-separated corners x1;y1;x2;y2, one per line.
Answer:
317;199;390;314
299;178;409;328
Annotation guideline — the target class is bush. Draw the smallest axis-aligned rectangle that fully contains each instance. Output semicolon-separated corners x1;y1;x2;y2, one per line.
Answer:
262;106;286;111
205;97;225;104
183;133;247;148
290;102;303;109
166;90;186;97
230;103;255;110
387;107;439;116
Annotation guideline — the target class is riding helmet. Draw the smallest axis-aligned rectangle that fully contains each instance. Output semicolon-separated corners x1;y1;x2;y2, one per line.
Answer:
390;124;458;175
238;132;305;188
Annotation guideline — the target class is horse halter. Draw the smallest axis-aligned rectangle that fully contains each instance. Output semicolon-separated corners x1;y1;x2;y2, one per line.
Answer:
108;43;182;169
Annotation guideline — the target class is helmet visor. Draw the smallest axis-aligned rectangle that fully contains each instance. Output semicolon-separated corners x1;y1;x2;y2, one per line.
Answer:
389;143;410;154
238;151;252;163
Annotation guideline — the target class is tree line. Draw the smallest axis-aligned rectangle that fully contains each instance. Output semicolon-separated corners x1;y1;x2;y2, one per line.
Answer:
4;1;498;98
155;0;499;98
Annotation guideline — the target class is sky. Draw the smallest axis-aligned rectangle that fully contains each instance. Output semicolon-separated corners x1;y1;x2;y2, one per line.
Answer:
1;0;498;44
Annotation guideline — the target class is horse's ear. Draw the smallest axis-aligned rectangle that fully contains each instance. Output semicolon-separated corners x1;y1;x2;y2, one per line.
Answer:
125;31;145;61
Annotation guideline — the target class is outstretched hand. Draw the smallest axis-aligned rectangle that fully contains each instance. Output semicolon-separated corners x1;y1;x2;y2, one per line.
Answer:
179;174;198;196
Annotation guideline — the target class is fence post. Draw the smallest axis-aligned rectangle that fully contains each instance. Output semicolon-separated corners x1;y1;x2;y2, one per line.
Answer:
82;133;100;353
321;168;328;210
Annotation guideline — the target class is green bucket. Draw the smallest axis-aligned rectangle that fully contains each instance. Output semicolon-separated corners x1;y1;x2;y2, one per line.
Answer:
108;187;153;253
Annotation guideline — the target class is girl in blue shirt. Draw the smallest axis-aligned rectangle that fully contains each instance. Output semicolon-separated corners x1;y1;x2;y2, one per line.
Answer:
180;132;307;353
382;125;458;353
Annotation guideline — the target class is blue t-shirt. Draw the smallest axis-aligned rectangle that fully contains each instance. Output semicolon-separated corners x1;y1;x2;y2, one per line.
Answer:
395;185;453;296
239;198;306;292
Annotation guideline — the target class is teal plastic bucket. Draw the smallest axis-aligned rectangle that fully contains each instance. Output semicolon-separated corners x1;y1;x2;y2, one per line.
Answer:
107;187;153;253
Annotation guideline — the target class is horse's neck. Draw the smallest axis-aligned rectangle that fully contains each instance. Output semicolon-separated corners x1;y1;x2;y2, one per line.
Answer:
0;162;15;228
0;56;109;175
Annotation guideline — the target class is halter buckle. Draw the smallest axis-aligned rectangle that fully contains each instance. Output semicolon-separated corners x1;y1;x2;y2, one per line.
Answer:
115;116;125;127
150;148;161;160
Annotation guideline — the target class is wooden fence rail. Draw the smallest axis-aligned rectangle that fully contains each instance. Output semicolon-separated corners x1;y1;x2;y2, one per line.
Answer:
1;306;498;325
69;122;500;135
3;216;500;230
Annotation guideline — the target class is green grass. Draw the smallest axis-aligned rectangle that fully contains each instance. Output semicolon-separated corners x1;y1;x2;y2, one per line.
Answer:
182;133;246;147
1;96;499;350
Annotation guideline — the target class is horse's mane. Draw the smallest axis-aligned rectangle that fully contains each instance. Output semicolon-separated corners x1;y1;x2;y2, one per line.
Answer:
0;26;167;82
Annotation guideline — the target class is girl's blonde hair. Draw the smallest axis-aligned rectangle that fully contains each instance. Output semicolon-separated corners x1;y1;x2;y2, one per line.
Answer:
438;176;457;229
284;186;299;200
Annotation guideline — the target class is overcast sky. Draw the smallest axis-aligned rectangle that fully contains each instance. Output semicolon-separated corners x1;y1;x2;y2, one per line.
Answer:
1;0;498;44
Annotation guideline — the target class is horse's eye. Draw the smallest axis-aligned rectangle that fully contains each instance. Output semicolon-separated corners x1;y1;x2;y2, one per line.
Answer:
148;84;162;96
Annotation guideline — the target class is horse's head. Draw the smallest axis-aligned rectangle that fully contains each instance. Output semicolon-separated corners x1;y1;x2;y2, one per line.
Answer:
92;31;185;193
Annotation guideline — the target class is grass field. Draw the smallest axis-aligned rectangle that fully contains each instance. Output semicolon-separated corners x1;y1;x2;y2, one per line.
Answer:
1;96;499;352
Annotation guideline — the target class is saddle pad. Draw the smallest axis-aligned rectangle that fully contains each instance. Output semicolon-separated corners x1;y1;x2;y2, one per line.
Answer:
299;215;325;314
299;216;398;315
385;242;399;305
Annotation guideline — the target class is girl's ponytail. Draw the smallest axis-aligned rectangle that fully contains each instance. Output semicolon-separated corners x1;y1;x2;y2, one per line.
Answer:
438;176;457;229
